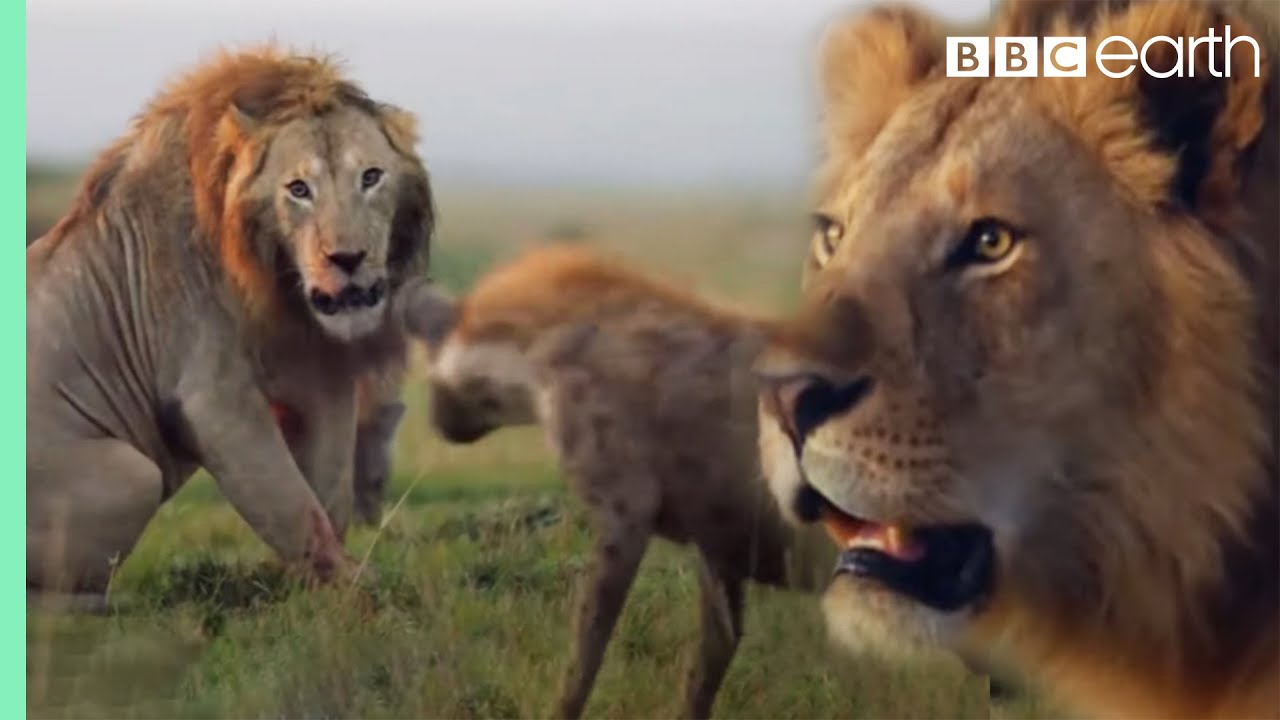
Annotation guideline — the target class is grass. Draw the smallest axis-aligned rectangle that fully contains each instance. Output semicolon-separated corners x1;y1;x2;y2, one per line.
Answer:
25;166;1066;719
27;474;1008;719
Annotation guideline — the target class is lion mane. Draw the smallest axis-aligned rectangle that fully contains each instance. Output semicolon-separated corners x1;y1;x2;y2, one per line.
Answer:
981;7;1279;715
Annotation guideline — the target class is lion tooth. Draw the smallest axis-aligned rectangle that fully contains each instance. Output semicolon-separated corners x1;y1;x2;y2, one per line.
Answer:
885;526;903;555
847;535;884;551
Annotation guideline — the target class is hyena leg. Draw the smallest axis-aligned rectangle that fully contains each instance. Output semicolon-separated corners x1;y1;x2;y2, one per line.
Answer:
27;438;163;606
681;556;745;719
555;525;651;719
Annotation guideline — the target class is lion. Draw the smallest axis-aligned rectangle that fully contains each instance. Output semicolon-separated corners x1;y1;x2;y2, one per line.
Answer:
754;0;1278;717
26;46;434;606
400;245;823;719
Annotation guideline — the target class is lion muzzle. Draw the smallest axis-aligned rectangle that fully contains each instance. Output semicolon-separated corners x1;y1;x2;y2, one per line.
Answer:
309;279;387;316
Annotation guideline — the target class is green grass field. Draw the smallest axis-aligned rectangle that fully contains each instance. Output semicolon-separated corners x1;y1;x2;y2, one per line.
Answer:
26;168;1065;719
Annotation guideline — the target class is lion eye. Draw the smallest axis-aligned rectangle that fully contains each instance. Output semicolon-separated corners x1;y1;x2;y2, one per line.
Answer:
361;167;384;190
812;213;844;266
286;180;312;200
952;218;1022;268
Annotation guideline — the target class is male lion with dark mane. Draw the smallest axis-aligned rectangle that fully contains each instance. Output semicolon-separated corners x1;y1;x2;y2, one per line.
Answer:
27;47;434;607
756;0;1278;717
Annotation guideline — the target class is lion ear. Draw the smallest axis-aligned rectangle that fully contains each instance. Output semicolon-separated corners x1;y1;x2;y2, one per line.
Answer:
377;102;422;158
228;73;286;125
993;0;1114;37
1043;1;1270;220
818;5;946;159
223;103;261;139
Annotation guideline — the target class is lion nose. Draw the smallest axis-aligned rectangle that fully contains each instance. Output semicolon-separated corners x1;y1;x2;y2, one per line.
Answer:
327;250;367;275
760;374;875;451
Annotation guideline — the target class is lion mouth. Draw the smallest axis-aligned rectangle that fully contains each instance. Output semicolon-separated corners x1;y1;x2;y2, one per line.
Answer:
309;279;387;316
801;485;995;612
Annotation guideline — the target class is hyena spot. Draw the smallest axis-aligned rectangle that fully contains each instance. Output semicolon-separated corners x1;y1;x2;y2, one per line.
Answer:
591;413;613;434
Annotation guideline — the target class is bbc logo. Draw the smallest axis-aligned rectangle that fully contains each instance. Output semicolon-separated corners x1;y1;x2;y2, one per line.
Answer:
946;37;1087;77
947;28;1261;78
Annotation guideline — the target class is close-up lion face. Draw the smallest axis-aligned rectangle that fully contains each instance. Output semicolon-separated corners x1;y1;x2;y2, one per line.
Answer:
235;104;426;341
757;0;1270;666
767;78;1167;649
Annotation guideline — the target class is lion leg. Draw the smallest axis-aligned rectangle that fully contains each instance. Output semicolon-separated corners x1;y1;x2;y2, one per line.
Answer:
353;400;406;526
555;524;650;719
27;590;111;614
277;382;358;539
27;438;162;607
681;556;745;719
179;372;352;582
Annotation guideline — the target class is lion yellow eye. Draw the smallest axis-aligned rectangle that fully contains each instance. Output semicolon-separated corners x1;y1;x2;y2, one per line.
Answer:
286;179;312;200
812;213;844;266
974;226;1013;260
952;218;1022;268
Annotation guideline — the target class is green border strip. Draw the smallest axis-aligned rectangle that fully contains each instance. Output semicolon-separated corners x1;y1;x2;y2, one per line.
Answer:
13;0;27;713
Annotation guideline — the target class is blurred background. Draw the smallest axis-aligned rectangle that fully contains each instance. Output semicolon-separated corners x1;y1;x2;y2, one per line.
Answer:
28;0;994;304
30;0;992;186
27;3;1047;720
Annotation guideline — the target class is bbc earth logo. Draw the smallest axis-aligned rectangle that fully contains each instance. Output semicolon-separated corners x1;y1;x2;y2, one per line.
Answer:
946;27;1261;78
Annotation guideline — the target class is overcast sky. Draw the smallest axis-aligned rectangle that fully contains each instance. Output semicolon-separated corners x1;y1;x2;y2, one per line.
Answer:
27;0;994;188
